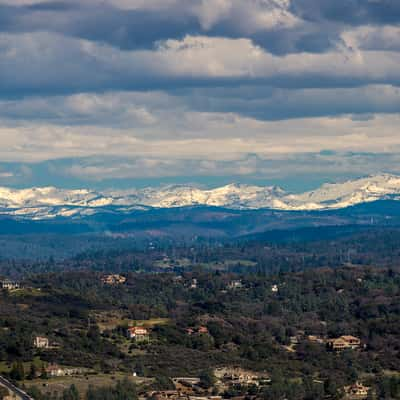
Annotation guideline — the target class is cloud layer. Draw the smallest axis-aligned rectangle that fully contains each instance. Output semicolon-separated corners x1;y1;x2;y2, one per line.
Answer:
0;0;399;188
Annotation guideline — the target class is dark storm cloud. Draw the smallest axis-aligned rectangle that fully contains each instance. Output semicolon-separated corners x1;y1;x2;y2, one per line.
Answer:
291;0;400;25
0;2;200;50
1;0;398;56
1;85;399;124
0;0;343;55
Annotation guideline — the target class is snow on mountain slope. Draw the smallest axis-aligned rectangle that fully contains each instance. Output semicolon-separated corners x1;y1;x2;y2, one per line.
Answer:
0;187;114;208
283;174;400;210
108;184;286;209
1;174;400;219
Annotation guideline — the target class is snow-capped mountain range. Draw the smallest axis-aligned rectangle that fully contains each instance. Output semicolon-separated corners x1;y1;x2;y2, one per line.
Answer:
2;174;400;220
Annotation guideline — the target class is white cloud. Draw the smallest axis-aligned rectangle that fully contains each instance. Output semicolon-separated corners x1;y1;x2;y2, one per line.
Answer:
341;25;400;52
1;31;400;98
1;112;400;163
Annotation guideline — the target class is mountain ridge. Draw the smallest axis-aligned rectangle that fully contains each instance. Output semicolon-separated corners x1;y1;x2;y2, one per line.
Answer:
1;173;400;219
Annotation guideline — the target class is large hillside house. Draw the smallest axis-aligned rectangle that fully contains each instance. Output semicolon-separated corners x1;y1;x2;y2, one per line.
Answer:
327;335;361;351
101;274;126;285
34;336;49;349
343;382;370;399
126;326;149;342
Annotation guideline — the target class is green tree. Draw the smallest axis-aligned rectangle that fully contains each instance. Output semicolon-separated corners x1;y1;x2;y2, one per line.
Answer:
199;369;216;389
63;384;79;400
10;361;25;381
28;363;37;380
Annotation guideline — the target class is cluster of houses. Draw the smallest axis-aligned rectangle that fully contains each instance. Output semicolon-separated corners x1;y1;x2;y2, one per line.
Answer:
139;371;370;400
0;279;20;291
142;391;221;400
45;364;88;378
125;323;210;343
171;276;280;297
214;367;270;390
287;332;362;353
140;368;270;400
101;274;127;285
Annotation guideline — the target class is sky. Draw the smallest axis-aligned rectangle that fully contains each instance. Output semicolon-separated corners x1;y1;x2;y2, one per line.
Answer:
0;0;399;191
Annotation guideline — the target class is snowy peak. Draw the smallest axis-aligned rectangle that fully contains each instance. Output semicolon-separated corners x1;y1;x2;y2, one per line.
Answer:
1;174;400;219
0;186;114;209
284;174;400;210
107;183;286;209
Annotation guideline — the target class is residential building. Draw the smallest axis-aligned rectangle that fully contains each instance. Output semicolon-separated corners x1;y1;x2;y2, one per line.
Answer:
190;279;198;289
327;335;361;351
186;326;209;336
227;280;243;290
145;390;183;400
289;336;300;345
307;335;325;344
0;279;20;290
46;364;85;377
101;274;126;285
343;382;370;399
214;367;269;387
198;326;209;334
33;336;49;349
341;336;361;348
126;326;149;342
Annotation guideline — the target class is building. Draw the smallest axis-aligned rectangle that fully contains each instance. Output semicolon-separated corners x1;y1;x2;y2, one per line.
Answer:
126;326;149;342
186;326;209;336
190;279;198;289
101;274;126;285
343;382;370;399
145;390;184;400
289;336;300;345
271;284;279;293
33;336;49;349
0;279;20;290
214;367;269;388
227;280;243;290
327;335;361;351
341;336;361;349
45;364;85;377
143;392;221;400
198;326;209;334
307;335;325;344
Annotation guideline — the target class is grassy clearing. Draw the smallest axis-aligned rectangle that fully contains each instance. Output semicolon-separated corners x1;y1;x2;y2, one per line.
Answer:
8;288;47;298
23;373;152;399
93;311;170;332
197;259;257;270
154;258;191;268
0;357;45;374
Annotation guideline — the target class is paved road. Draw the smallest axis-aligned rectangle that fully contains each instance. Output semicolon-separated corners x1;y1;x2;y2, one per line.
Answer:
0;375;34;400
